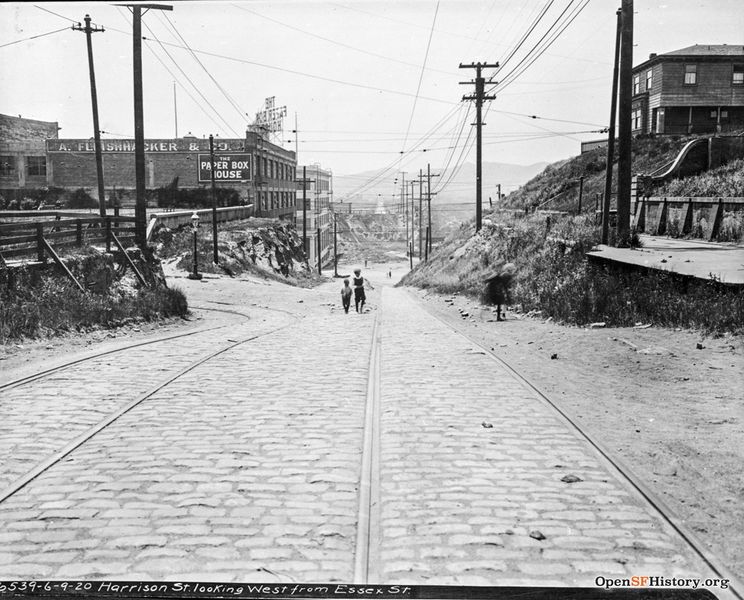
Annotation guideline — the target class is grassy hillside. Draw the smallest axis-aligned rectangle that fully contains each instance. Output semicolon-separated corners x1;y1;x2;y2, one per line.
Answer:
655;158;744;197
504;135;696;212
401;211;743;335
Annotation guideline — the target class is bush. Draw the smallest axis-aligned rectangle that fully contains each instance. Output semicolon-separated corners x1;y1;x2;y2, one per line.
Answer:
67;188;97;209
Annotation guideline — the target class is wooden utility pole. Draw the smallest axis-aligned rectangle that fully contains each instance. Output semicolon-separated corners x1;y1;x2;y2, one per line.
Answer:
297;166;315;258
418;168;423;259
410;180;416;259
333;212;338;277
121;3;173;249
577;176;585;213
603;8;622;245
617;0;633;245
426;163;439;256
209;134;218;264
460;62;498;232
73;14;106;218
401;172;408;256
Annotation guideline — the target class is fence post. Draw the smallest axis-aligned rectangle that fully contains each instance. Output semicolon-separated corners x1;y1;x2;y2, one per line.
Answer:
708;198;723;241
655;198;668;236
681;197;693;235
105;217;111;253
36;222;45;262
76;219;83;246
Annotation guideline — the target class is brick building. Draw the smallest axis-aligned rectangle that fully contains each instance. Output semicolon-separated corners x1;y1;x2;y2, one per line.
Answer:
45;131;297;219
632;44;744;135
0;113;58;197
296;164;333;267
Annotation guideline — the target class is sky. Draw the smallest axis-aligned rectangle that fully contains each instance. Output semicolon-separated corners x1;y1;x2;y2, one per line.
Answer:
1;0;743;199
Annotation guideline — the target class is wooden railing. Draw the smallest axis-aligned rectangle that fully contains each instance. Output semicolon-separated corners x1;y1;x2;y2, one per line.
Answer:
0;215;136;262
632;196;744;241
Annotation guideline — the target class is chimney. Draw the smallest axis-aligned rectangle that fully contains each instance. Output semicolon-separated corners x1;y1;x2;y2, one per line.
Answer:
649;53;657;59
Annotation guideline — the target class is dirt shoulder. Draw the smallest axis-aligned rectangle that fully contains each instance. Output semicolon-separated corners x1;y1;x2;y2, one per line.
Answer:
408;286;744;580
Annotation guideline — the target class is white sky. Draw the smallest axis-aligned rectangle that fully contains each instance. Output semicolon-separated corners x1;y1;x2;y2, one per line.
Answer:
1;1;742;187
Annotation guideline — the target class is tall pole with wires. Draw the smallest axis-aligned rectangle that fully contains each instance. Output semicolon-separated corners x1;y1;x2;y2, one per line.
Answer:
123;2;173;250
73;14;106;218
418;168;423;259
617;0;633;245
459;62;498;232
602;8;622;245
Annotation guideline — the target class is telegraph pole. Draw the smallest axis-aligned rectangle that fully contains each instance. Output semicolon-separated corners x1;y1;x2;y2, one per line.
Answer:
418;168;423;259
426;163;439;256
401;172;408;256
121;2;173;249
577;176;585;213
333;212;338;277
617;0;633;245
73;14;106;218
460;62;498;232
209;134;218;265
603;7;622;245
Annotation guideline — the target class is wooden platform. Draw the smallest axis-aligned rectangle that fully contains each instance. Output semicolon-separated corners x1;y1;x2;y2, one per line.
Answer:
586;235;744;287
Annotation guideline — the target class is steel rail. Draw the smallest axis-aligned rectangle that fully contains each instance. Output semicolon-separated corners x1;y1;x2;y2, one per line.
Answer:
0;313;301;507
0;303;273;392
413;290;743;600
353;313;382;584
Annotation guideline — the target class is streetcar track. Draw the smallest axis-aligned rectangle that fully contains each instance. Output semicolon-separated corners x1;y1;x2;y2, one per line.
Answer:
413;290;743;599
0;303;293;392
0;315;301;507
354;312;382;584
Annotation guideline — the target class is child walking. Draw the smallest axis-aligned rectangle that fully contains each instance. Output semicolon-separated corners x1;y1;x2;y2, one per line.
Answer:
341;278;353;314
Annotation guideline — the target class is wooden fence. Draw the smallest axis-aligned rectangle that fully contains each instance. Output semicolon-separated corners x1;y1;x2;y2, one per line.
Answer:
631;197;744;241
0;215;136;262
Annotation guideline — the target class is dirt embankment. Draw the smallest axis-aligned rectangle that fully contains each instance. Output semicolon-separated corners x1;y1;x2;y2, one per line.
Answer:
410;287;744;580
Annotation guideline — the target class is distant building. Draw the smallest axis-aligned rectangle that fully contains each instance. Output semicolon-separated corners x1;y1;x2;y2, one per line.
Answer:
631;44;744;135
296;164;333;267
46;131;296;218
580;138;608;154
0;113;58;197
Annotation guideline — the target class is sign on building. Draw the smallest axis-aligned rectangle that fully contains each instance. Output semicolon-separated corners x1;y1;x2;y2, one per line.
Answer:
197;153;252;183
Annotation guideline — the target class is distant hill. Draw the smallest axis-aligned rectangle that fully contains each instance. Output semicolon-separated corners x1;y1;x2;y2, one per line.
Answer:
334;160;549;209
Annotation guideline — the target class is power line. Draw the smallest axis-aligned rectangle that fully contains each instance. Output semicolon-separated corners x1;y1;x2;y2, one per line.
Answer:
138;37;457;106
400;0;440;156
33;4;77;23
232;3;456;78
0;27;69;49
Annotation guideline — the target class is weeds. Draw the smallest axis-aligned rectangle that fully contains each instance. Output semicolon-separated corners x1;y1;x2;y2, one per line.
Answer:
1;261;188;343
402;212;743;336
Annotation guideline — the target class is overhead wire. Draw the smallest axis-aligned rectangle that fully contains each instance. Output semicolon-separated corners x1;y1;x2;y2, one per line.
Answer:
0;27;69;49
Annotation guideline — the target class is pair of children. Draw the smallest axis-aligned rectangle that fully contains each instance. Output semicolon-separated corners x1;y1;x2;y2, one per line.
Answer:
341;268;367;313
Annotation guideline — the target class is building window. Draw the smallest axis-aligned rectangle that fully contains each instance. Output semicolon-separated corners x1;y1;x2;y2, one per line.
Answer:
631;108;642;130
684;64;697;85
633;74;641;95
0;155;15;177
27;156;46;177
646;69;653;90
734;64;744;85
722;110;729;119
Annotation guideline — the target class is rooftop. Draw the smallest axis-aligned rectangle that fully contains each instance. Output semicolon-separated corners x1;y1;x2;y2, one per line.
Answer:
663;44;744;57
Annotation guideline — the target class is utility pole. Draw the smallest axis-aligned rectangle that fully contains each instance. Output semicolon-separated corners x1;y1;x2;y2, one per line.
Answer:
317;227;322;275
401;172;408;256
296;166;315;260
426;163;439;256
333;212;338;277
209;134;219;264
617;0;633;245
603;8;622;245
120;3;173;249
173;81;178;137
578;176;584;213
460;61;498;232
418;168;423;259
73;14;106;218
410;180;416;259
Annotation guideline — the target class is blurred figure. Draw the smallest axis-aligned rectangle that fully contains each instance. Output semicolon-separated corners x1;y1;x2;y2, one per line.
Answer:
483;263;516;321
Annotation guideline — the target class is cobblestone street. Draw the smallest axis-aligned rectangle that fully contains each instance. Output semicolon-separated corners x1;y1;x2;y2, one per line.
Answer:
0;267;729;589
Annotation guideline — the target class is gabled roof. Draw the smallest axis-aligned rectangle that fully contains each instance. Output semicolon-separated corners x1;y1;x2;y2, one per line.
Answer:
663;44;744;57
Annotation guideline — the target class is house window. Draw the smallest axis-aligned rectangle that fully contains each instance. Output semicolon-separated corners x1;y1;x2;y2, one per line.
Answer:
27;156;46;177
710;110;718;119
0;155;15;177
631;108;642;130
633;74;641;94
734;64;744;85
646;69;653;90
684;64;697;85
722;110;729;119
